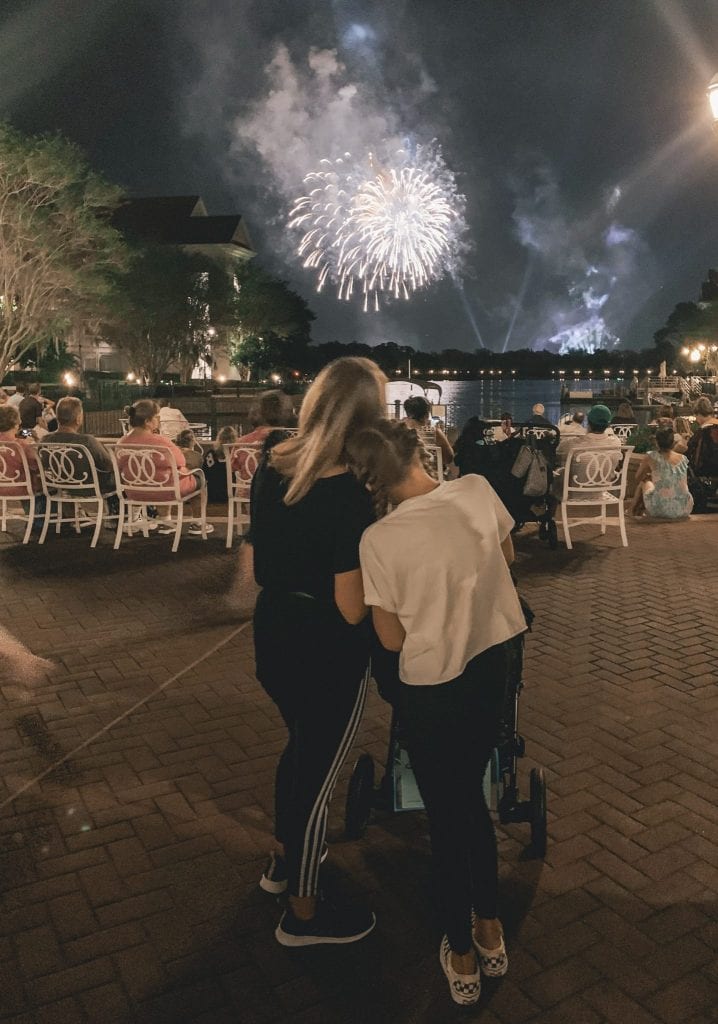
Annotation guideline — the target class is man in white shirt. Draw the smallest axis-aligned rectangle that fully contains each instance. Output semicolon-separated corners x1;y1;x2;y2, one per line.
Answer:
158;400;189;439
7;384;26;408
552;404;621;498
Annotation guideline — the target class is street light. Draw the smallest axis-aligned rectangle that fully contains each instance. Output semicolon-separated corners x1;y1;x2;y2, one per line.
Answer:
709;73;718;125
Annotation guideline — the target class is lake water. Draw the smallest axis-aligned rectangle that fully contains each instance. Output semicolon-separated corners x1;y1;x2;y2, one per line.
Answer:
388;378;627;430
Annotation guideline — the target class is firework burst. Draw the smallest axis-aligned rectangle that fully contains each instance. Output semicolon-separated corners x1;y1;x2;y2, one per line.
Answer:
289;144;466;310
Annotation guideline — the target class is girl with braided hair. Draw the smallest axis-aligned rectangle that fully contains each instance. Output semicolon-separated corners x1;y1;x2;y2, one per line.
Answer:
347;420;526;1008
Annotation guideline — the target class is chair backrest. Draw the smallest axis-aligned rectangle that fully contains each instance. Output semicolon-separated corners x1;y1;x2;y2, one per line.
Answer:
225;443;263;497
609;422;638;441
119;417;130;435
563;445;633;501
112;444;181;502
0;441;35;498
36;442;103;497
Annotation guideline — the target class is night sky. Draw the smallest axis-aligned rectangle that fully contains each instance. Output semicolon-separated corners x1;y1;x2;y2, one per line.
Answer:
4;0;718;352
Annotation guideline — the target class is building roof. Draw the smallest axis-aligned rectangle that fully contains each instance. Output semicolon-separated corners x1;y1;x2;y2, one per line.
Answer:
112;195;254;257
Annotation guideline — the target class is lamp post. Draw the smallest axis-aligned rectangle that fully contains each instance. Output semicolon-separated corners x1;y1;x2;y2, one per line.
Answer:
708;73;718;126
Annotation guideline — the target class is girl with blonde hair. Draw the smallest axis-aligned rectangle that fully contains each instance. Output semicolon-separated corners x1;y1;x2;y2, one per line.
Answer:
251;357;386;947
347;419;526;1007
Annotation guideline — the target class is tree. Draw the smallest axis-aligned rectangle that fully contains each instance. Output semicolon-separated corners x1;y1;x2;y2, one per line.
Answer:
652;300;718;360
0;122;127;375
105;246;239;385
230;262;314;379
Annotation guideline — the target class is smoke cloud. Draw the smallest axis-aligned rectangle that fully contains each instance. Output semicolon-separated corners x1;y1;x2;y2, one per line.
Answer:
509;163;657;353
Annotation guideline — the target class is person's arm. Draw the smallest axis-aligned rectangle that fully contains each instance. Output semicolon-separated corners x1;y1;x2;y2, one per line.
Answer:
634;455;652;484
334;569;368;625
372;606;405;652
435;426;454;467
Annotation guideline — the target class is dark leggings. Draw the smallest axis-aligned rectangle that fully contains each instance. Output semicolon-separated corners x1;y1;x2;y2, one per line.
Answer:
401;643;508;954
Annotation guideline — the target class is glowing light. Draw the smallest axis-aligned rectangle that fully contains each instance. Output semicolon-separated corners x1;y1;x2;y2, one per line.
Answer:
218;375;226;383
126;372;136;382
289;143;466;311
690;349;702;362
63;373;75;387
207;327;217;337
709;73;718;123
681;347;689;356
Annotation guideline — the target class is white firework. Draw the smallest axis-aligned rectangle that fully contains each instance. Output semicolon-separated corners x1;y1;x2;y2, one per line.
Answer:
289;145;465;311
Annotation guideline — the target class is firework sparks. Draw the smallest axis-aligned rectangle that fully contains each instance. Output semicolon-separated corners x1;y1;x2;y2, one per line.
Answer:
289;144;466;310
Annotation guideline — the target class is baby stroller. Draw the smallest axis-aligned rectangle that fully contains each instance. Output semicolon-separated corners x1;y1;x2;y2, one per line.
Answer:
345;627;548;858
455;418;560;549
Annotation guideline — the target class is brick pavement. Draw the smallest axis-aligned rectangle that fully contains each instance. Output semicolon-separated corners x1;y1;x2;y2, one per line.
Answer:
0;518;717;1024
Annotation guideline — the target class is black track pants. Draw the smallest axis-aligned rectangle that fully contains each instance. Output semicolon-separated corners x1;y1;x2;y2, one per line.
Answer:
254;591;369;898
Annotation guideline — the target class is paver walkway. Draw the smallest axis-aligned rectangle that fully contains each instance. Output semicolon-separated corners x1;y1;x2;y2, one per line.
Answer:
0;517;717;1024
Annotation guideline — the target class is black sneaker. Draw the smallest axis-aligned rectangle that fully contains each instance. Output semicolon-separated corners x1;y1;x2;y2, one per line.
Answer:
275;899;376;947
259;846;329;895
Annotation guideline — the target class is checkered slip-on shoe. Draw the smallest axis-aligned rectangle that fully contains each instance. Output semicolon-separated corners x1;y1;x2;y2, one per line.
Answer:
438;936;481;1006
471;913;508;977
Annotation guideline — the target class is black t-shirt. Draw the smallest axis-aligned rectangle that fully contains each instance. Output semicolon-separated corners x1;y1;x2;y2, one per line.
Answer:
250;465;374;601
202;449;229;503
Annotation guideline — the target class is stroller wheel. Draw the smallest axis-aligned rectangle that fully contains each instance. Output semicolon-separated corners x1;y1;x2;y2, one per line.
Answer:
529;767;547;858
345;753;375;840
538;521;548;540
547;520;558;550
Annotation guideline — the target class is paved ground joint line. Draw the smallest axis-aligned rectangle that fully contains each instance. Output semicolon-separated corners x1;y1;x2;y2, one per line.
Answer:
0;619;251;811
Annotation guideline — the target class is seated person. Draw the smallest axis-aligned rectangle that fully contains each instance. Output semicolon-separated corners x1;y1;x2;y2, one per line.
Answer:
175;428;214;531
560;411;587;436
0;389;8;406
241;389;295;445
494;411;514;442
527;403;555;429
552;404;621;499
648;404;675;427
7;383;27;409
158;399;190;439
630;426;693;519
687;397;718;477
611;401;636;424
202;426;238;503
19;383;55;436
0;405;41;493
47;397;115;492
119;401;205;533
403;395;454;470
672;416;692;455
175;428;203;471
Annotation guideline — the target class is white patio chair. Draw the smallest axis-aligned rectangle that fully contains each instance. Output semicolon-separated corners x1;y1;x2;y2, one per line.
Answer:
0;442;40;544
559;446;634;550
608;423;638;441
111;446;207;553
224;442;262;548
119;417;130;435
423;443;444;483
36;442;121;549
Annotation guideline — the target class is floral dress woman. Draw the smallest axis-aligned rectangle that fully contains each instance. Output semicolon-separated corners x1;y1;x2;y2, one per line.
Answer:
640;450;693;519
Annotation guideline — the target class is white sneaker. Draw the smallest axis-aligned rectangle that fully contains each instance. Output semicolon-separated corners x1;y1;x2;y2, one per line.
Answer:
439;936;481;1006
188;523;214;535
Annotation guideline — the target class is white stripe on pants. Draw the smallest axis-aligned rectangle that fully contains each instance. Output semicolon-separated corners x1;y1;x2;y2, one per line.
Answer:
298;667;369;897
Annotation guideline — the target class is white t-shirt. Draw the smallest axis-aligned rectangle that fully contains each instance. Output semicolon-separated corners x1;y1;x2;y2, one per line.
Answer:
360;475;527;686
7;392;24;408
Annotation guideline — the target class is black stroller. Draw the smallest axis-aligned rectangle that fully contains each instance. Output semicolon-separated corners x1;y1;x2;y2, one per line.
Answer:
454;418;560;549
345;627;548;858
